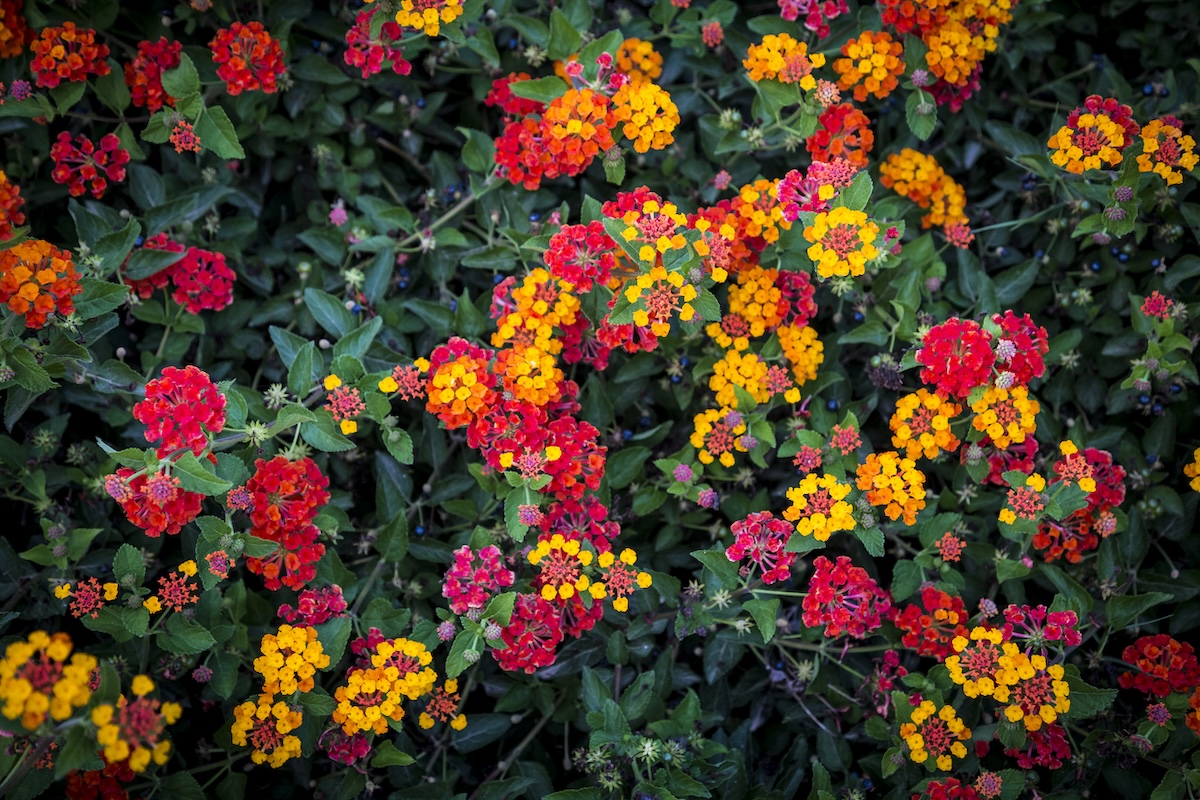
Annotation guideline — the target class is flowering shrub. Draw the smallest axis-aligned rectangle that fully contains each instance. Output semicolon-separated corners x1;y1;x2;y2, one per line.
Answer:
0;0;1199;798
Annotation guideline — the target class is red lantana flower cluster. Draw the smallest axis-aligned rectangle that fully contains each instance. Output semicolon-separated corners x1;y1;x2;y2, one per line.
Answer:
343;8;412;79
442;545;515;614
209;22;287;96
725;511;796;584
105;469;204;538
236;456;330;591
125;235;237;314
496;593;564;674
0;170;25;242
125;37;182;111
29;22;110;88
1035;447;1125;563
278;586;349;626
916;318;995;397
803;555;892;638
807;103;874;168
1118;634;1200;697
133;365;227;458
49;133;130;199
543;222;618;293
890;585;971;660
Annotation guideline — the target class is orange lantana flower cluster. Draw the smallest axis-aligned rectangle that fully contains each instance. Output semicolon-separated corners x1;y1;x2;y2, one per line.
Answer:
0;239;82;329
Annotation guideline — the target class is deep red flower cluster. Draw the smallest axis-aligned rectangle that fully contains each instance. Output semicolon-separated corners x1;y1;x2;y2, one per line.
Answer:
1119;635;1200;697
106;468;204;538
123;235;236;314
1001;604;1081;652
65;756;137;800
209;21;286;96
1002;722;1072;769
278;586;348;626
878;0;945;37
343;8;412;79
537;496;620;554
320;727;372;767
484;71;546;118
238;456;330;591
802;555;891;638
725;511;796;584
974;435;1038;486
133;365;227;458
49;133;130;199
890;585;971;660
777;0;849;38
496;593;564;674
916;317;995;397
916;778;980;800
125;37;182;111
991;310;1048;386
29;22;110;88
543;222;617;293
442;545;515;614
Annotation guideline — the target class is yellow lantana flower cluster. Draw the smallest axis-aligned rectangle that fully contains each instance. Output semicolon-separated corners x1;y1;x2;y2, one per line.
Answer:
946;627;1070;732
803;206;880;278
0;631;96;731
1136;118;1199;185
231;694;304;768
492;267;580;353
1047;113;1127;174
691;407;749;468
743;33;826;88
616;38;663;84
970;385;1039;449
890;389;962;460
855;450;927;525
783;472;856;541
778;323;825;385
253;624;331;695
92;674;182;772
709;349;771;409
613;80;680;153
1186;447;1200;493
392;0;463;37
727;266;785;337
622;265;698;337
332;637;438;735
899;700;971;771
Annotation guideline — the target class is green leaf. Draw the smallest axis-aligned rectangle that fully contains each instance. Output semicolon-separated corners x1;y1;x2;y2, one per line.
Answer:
94;69;131;113
996;718;1026;750
1063;664;1117;718
374;512;409;562
606;446;650;489
298;688;338;717
94;219;141;272
301;416;356;453
744;598;780;643
305;287;355;337
159;615;217;655
287;342;318;399
891;560;922;601
854;526;885;557
161;53;201;102
482;591;517;626
114;543;146;587
905;89;937;140
835;170;873;211
172;451;234;496
604;152;626;185
547;8;584;60
692;549;740;589
316;616;352;667
332;317;383;361
51;82;87;113
124;246;186;280
458;127;497;175
194;105;246;159
446;631;480;679
508;77;569;105
1107;592;1173;630
383;427;414;465
74;278;131;319
372;740;416;768
158;772;205;800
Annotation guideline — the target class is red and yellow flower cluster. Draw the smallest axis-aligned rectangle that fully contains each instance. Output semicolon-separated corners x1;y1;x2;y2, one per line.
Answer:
1047;96;1197;184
